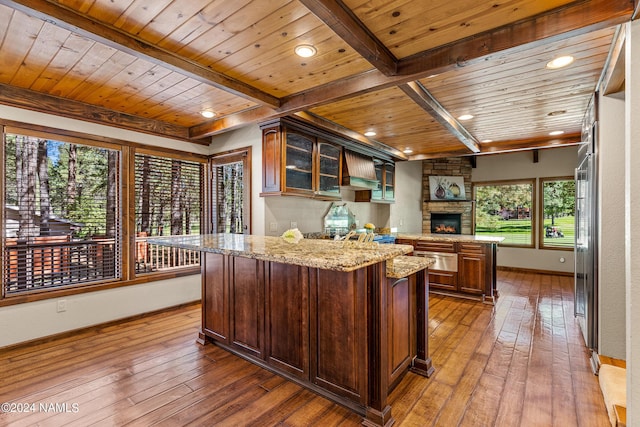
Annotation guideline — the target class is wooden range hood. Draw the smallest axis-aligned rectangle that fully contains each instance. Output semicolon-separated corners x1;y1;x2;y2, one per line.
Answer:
341;150;379;190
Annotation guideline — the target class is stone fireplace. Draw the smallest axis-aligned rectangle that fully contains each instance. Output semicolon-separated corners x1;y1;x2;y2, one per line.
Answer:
422;157;474;235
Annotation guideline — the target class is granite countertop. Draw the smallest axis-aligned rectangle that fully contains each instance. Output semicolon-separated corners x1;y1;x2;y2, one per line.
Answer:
386;256;435;279
396;233;504;244
148;234;413;272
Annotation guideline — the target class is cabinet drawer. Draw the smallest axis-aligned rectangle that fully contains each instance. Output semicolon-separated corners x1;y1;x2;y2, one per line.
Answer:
415;241;455;253
458;243;486;255
395;239;416;247
428;270;457;291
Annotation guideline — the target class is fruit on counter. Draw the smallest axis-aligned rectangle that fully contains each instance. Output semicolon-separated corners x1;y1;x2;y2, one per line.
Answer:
364;223;375;229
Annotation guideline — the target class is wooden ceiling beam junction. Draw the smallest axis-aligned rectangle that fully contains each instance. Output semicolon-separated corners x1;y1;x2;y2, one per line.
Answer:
398;0;633;76
0;0;281;109
399;82;480;153
298;0;398;76
193;0;633;139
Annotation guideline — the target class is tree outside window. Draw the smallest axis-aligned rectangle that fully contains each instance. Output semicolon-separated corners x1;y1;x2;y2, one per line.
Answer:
134;153;202;274
540;177;575;249
3;132;120;294
473;180;535;247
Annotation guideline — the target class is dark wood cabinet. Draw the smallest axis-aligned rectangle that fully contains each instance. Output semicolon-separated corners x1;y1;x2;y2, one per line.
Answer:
387;275;413;389
355;161;395;203
229;256;264;358
398;238;498;303
457;243;487;296
198;252;431;426
260;118;341;200
266;262;309;379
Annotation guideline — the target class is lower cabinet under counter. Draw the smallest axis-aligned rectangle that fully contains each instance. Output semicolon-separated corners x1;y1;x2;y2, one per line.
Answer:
396;238;499;304
199;252;433;427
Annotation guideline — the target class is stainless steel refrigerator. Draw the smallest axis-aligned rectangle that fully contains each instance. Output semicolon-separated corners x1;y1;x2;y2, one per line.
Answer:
575;95;598;369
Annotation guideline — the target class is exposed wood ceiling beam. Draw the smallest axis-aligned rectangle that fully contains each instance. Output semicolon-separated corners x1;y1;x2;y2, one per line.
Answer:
192;0;633;139
0;83;208;144
600;25;626;96
192;106;286;139
0;0;281;109
398;0;633;76
407;133;582;160
478;133;582;155
298;0;398;76
399;82;481;153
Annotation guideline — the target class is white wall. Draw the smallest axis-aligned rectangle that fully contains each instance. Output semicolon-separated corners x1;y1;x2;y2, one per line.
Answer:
0;105;204;348
598;92;626;359
390;160;423;233
625;19;640;423
0;276;200;348
472;147;578;273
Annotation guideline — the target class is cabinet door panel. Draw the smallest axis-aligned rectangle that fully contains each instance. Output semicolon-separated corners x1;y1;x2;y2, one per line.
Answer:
203;253;228;342
458;254;485;295
285;132;313;192
230;257;264;358
262;127;281;193
311;269;366;403
388;277;412;387
267;262;309;378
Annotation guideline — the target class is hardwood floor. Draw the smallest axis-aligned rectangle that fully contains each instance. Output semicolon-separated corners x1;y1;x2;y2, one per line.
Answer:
0;271;610;426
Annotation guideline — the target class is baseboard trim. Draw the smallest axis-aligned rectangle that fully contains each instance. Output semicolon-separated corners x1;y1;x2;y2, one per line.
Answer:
497;266;573;277
0;300;201;352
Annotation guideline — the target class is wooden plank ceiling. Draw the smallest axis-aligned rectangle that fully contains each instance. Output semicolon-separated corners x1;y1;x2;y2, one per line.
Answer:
0;0;633;158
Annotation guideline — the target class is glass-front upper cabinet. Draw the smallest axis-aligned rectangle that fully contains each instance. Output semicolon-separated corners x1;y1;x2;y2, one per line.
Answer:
371;162;384;200
355;161;395;203
317;140;341;197
259;118;342;200
384;163;395;201
285;132;313;192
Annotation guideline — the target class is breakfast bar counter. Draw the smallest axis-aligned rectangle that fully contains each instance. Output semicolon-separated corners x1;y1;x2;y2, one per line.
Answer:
149;234;433;427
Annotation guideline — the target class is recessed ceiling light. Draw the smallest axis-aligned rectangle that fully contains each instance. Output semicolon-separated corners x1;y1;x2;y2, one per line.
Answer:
294;44;317;58
481;139;493;143
458;114;474;121
364;131;376;137
546;55;574;69
403;148;413;154
201;110;215;118
549;130;565;136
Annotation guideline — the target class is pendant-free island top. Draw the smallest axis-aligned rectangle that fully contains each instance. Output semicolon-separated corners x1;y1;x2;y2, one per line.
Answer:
149;233;434;427
147;233;415;272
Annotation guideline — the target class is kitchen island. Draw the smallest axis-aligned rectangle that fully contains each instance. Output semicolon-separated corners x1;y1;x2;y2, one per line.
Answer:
395;234;504;303
148;234;434;427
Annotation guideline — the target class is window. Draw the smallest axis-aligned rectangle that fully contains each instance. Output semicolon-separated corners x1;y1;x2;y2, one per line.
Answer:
3;130;120;295
134;152;202;274
210;147;251;234
474;179;535;247
540;177;575;249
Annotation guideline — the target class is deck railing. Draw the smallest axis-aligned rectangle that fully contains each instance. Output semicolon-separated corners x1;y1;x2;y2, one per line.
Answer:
134;235;200;274
3;236;118;294
3;234;199;294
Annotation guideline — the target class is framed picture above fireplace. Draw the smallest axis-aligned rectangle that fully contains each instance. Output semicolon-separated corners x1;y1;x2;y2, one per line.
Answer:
429;176;466;200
